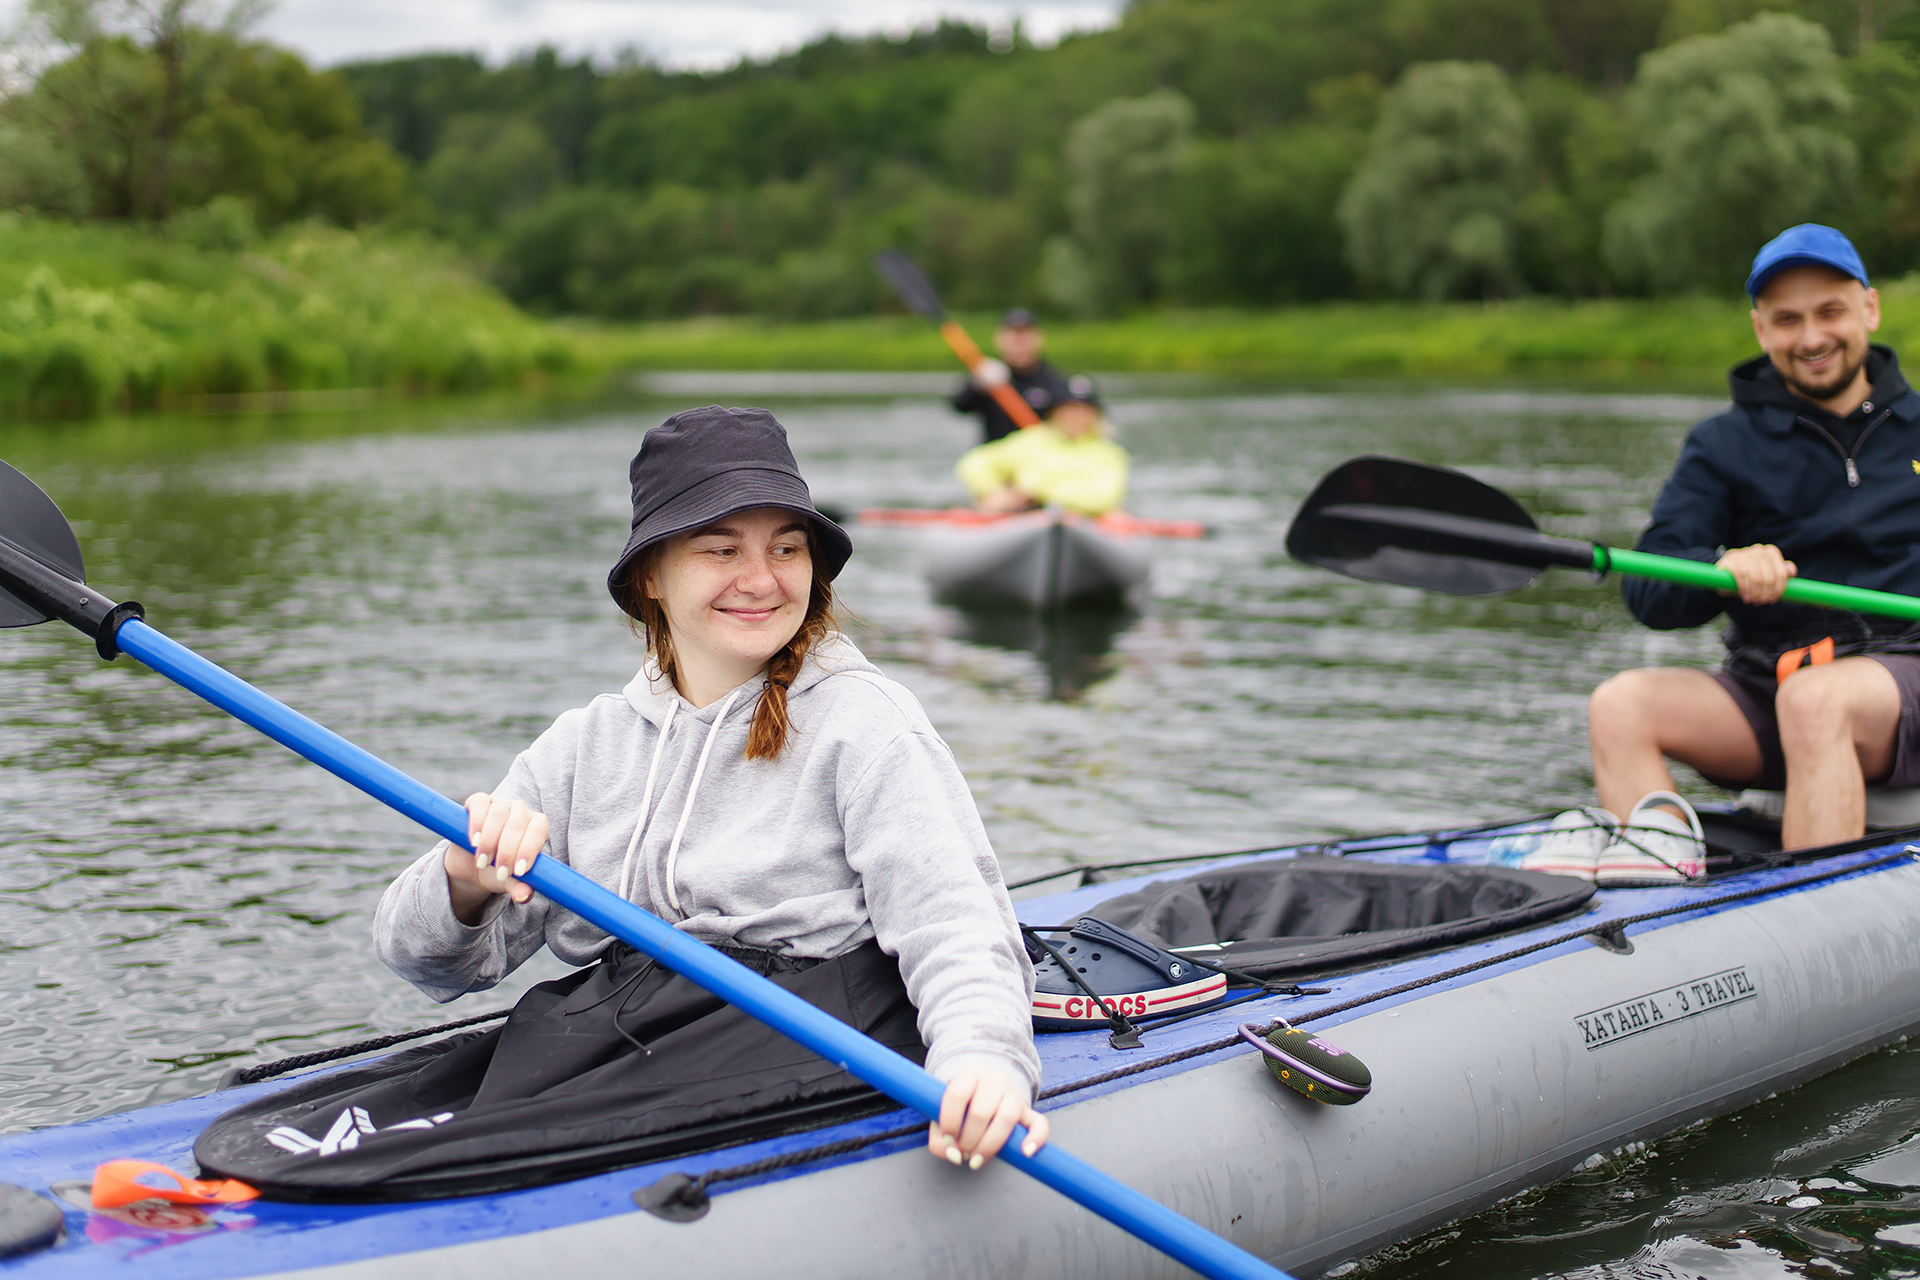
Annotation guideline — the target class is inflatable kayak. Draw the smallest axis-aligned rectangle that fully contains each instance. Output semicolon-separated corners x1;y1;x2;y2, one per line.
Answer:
908;510;1153;610
5;806;1919;1279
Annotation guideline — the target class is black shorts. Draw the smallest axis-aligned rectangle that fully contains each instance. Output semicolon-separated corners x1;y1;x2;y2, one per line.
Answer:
1707;654;1920;790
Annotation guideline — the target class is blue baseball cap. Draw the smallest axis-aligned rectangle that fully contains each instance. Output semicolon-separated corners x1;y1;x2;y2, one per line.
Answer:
1746;224;1869;301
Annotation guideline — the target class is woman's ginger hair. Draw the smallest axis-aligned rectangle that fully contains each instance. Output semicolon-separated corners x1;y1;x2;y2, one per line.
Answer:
620;526;835;761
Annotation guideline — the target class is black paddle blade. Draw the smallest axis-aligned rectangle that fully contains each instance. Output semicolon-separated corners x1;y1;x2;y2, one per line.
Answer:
0;460;85;627
873;249;947;321
1286;457;1594;597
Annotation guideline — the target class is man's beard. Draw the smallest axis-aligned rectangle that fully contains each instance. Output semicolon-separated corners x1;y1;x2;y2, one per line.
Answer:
1783;343;1868;404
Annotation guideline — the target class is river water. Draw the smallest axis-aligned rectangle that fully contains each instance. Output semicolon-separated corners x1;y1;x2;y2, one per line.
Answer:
3;379;1919;1277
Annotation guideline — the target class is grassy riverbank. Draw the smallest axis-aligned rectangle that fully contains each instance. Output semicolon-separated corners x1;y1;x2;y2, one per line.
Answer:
13;210;1920;421
588;282;1920;386
0;216;574;417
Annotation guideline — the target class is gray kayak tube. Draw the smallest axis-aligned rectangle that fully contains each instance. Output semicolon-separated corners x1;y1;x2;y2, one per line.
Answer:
924;511;1150;609
7;827;1920;1278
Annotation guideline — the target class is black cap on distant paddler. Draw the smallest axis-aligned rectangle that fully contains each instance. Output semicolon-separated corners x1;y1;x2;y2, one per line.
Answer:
1059;373;1101;409
607;405;853;616
1001;307;1038;329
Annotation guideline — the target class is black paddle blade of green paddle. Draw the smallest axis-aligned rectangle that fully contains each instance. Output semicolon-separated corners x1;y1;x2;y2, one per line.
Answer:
0;460;86;628
873;249;947;321
1286;456;1595;597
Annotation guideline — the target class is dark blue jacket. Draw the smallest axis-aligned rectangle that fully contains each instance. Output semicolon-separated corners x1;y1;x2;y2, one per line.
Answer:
1624;345;1920;654
951;359;1070;444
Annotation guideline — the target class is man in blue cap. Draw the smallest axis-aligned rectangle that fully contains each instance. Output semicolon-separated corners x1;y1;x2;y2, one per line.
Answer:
1523;224;1920;884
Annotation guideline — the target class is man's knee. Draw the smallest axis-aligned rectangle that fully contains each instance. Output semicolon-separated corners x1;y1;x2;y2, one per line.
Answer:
1588;669;1664;742
1776;662;1897;739
1774;671;1838;736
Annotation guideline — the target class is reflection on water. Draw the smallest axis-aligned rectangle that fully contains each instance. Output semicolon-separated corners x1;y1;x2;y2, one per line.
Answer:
948;602;1138;702
6;379;1920;1276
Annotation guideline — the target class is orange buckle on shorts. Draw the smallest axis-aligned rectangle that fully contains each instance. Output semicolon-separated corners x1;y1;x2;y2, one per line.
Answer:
90;1160;258;1209
1775;635;1835;686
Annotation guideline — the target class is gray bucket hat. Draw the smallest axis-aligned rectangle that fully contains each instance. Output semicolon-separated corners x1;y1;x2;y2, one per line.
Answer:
606;405;853;615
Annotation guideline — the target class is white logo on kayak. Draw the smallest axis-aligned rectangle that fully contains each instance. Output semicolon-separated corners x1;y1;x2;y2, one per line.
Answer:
1574;966;1758;1050
265;1106;455;1156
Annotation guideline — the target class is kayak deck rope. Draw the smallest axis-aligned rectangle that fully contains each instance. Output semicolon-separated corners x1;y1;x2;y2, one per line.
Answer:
638;846;1918;1219
1002;811;1920;894
1000;815;1562;892
217;1008;514;1089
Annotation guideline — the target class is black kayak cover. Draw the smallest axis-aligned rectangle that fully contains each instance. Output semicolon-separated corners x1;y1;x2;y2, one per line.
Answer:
195;942;923;1202
1085;857;1594;979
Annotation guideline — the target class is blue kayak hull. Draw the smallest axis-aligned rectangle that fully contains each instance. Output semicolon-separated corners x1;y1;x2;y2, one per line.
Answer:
5;826;1920;1278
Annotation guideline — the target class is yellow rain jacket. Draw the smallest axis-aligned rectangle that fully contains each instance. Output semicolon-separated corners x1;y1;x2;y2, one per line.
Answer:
954;424;1130;516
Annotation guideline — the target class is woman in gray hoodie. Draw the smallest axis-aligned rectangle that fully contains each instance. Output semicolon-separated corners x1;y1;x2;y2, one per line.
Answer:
374;405;1047;1175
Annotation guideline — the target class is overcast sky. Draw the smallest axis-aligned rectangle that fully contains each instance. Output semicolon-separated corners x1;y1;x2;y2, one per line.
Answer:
246;1;1124;69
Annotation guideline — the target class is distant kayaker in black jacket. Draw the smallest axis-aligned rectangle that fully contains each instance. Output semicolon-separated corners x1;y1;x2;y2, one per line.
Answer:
950;308;1070;443
1524;224;1920;883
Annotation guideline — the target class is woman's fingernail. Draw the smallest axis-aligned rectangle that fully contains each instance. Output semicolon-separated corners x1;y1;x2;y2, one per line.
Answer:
474;852;488;868
968;1153;983;1171
1022;1141;1037;1157
514;860;529;876
945;1145;962;1166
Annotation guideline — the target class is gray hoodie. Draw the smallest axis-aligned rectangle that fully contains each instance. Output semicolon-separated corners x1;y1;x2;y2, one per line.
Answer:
373;634;1041;1103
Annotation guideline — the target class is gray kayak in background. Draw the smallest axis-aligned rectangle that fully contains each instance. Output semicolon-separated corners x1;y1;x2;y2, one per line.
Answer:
923;511;1151;609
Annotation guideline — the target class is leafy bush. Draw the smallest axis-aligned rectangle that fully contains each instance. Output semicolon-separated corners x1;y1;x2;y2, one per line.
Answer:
492;185;752;318
1059;90;1196;313
1168;124;1360;305
1603;14;1856;294
1844;42;1920;273
0;215;572;418
491;172;1033;321
1339;61;1531;300
421;115;563;236
3;23;407;228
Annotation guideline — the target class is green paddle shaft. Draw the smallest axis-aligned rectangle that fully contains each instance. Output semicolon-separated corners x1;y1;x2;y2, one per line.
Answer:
1598;546;1920;622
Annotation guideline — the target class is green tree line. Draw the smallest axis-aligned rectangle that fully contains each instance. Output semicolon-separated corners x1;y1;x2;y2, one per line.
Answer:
8;0;1920;318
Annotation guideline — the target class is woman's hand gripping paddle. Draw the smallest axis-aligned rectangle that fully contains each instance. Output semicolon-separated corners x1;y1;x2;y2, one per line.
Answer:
873;249;1042;430
1286;455;1920;621
0;459;1295;1280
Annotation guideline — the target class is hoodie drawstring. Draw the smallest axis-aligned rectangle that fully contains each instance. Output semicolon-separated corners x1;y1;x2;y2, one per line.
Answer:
616;700;678;902
662;687;744;920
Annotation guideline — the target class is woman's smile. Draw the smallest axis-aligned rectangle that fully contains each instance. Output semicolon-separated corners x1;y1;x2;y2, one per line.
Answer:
716;602;783;624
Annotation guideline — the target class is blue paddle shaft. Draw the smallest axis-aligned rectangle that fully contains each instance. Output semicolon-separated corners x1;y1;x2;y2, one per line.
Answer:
109;617;1292;1280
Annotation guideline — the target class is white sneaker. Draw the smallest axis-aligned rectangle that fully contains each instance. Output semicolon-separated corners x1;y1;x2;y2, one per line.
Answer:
1519;807;1619;881
1595;792;1706;887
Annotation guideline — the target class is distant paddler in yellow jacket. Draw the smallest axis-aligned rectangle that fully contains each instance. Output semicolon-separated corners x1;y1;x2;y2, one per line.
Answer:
955;376;1129;517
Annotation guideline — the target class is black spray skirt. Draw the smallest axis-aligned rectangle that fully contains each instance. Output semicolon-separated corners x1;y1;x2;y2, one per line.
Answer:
195;940;926;1201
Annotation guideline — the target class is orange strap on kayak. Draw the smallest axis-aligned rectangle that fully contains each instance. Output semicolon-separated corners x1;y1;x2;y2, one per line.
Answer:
937;321;1042;429
91;1160;258;1209
1775;635;1835;685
